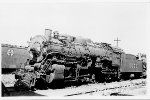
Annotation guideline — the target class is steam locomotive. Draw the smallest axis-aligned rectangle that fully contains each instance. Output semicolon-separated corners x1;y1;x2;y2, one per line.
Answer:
13;29;146;90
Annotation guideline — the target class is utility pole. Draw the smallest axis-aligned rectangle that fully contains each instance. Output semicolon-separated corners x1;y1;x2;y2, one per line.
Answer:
114;37;121;47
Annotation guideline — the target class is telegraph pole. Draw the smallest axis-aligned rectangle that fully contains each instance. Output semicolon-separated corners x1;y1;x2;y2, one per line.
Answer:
114;37;121;80
114;37;121;47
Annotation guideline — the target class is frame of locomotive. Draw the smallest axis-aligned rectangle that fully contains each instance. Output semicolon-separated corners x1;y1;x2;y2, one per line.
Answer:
11;29;146;90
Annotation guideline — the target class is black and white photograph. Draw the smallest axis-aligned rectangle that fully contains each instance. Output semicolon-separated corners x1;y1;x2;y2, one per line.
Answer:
0;0;149;99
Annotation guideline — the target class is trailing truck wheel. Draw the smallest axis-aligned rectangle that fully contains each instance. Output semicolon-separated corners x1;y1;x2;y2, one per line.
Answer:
90;74;96;83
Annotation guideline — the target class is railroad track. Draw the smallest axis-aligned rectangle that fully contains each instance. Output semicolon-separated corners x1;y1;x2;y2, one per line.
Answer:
2;75;146;97
34;79;146;97
65;79;146;96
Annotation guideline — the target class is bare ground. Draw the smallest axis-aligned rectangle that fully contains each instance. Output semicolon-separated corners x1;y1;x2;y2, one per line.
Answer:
1;74;146;97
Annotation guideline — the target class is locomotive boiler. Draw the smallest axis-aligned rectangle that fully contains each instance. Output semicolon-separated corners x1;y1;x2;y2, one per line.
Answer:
14;29;145;90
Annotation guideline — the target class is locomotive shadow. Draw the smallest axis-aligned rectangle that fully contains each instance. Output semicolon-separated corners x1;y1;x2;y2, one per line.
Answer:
48;80;89;89
2;87;45;97
3;90;45;97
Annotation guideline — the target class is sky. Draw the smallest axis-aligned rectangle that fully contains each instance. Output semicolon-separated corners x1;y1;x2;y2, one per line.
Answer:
0;1;149;55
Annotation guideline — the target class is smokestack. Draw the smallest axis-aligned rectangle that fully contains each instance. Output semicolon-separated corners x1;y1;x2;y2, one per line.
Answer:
45;29;52;41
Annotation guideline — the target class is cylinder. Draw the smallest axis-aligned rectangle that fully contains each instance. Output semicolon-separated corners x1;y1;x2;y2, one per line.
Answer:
45;29;52;41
